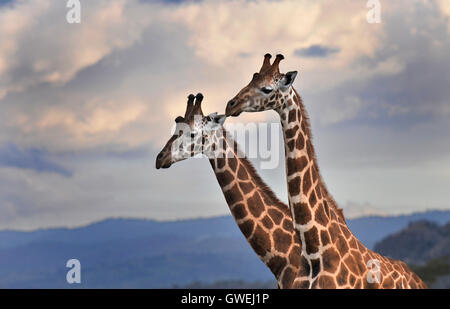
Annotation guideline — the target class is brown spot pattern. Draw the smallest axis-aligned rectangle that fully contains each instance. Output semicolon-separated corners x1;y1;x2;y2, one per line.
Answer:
304;226;320;254
238;220;254;238
268;209;283;225
274;228;292;253
285;125;298;139
239;181;254;194
302;168;312;193
228;157;237;171
250;225;271;256
319;275;336;288
288;176;301;196
247;192;264;218
282;218;291;231
261;215;273;229
237;165;248;180
315;203;329;227
320;230;331;246
281;267;296;288
216;170;233;187
223;184;243;205
288;109;297;123
322;247;340;273
311;258;321;278
233;204;247;219
289;246;301;268
293;202;311;225
267;256;287;277
298;256;311;277
296;134;305;150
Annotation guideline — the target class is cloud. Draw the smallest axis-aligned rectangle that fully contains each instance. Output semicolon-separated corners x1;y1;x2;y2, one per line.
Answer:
0;0;450;229
0;0;153;99
341;201;387;219
169;0;383;67
0;146;232;230
437;0;450;31
0;0;397;151
0;143;71;176
34;100;147;142
317;96;363;125
294;45;340;58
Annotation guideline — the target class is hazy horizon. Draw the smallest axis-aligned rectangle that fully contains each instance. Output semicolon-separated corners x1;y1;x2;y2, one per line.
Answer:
2;207;450;233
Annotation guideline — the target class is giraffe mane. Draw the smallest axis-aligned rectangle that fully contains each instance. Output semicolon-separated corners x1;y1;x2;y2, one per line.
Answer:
293;89;346;223
239;155;290;212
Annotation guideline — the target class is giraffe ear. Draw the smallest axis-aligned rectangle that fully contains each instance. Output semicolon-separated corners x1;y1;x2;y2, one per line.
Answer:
213;114;226;126
174;116;185;123
280;71;298;89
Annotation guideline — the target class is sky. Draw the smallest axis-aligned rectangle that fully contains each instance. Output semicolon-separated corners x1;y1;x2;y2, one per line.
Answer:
0;0;449;230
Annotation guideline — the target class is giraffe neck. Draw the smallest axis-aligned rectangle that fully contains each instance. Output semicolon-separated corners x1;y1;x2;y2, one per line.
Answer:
270;90;429;289
208;130;303;287
275;88;350;264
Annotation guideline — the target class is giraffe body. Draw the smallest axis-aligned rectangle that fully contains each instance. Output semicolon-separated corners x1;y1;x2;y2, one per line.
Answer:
225;54;427;289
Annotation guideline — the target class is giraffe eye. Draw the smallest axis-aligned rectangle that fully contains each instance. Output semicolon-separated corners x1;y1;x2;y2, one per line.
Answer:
261;87;273;94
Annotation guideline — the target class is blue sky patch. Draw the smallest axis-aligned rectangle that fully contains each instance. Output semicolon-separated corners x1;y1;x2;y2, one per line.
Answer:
0;143;72;177
294;45;340;58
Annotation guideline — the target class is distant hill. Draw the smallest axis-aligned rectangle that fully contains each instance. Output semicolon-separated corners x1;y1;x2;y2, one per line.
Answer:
345;210;450;249
410;255;450;288
374;220;450;265
0;209;449;288
374;220;450;288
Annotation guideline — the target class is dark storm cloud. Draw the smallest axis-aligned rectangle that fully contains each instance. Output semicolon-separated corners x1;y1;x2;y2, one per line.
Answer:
309;0;450;129
0;143;72;176
357;2;450;121
0;0;13;6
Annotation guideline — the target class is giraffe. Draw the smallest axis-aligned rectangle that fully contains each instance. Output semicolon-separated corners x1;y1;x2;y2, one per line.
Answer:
155;93;305;288
224;54;427;289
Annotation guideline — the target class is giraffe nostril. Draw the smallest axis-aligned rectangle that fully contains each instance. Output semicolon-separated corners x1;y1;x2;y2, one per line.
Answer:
228;100;236;107
157;153;163;160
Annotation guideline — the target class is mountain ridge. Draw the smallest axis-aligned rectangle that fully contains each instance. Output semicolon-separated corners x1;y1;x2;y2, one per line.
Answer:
2;209;450;249
0;209;449;288
3;208;449;233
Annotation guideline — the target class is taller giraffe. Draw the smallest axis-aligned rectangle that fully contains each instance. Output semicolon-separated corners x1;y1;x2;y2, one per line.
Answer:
225;54;426;289
156;93;306;288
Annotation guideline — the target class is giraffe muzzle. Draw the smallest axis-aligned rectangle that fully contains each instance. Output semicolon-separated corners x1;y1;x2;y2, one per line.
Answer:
155;152;172;169
225;100;243;117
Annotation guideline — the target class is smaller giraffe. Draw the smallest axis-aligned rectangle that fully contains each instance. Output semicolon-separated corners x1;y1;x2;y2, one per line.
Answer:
156;93;305;288
225;54;427;289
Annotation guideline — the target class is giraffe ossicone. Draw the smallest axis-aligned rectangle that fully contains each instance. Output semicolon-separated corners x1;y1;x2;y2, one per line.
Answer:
225;54;427;289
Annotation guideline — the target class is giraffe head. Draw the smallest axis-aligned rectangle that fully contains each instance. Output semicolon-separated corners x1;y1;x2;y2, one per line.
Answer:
155;93;227;169
225;54;298;117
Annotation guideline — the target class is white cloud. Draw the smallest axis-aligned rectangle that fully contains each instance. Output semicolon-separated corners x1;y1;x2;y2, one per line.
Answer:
341;201;387;219
170;0;383;67
35;100;146;142
437;0;450;31
0;0;153;97
319;96;363;125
